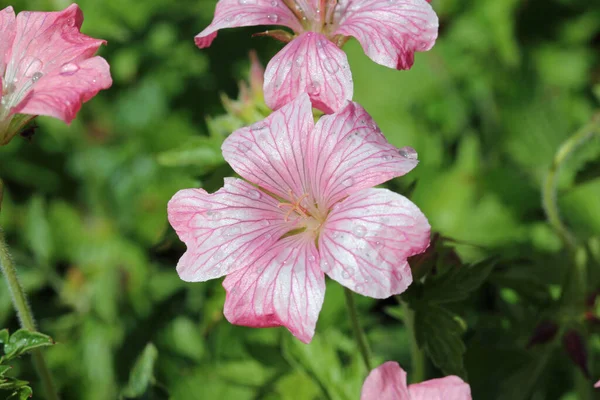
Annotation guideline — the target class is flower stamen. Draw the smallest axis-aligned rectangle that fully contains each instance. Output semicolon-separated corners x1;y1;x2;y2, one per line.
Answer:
278;190;310;222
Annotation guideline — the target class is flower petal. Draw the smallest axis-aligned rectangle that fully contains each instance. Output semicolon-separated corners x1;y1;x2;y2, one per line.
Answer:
309;101;418;209
167;178;293;282
408;376;472;400
595;380;600;389
3;4;111;122
264;32;353;113
223;234;325;343
195;0;303;48
334;0;438;70
319;188;430;298
0;6;16;75
222;94;314;201
361;362;410;400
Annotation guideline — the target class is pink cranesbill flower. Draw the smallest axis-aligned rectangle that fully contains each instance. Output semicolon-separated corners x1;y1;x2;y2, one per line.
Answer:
361;362;472;400
168;94;430;343
0;4;112;145
595;380;600;389
195;0;438;113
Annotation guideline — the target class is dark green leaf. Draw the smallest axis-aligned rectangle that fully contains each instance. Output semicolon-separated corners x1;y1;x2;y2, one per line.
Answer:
414;304;467;377
424;259;496;304
121;343;158;398
2;329;54;360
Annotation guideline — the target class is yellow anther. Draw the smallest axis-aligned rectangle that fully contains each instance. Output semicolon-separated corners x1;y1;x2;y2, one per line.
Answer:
278;191;310;222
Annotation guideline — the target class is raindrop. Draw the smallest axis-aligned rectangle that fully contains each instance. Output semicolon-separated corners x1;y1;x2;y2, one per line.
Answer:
267;14;279;23
60;62;79;76
398;146;418;160
342;268;354;279
238;142;252;153
206;211;220;220
354;225;367;238
307;81;321;95
264;233;273;239
250;121;267;131
356;284;364;292
271;0;278;5
320;260;330;272
31;72;43;82
323;58;339;73
308;255;316;262
342;177;353;187
295;56;303;66
239;0;257;3
3;82;15;95
381;154;392;161
374;240;384;249
23;58;42;78
248;189;261;199
260;220;270;227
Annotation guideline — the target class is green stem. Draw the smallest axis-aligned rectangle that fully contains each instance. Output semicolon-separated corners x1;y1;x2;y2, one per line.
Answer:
400;301;425;383
0;228;60;400
343;288;372;371
542;114;600;250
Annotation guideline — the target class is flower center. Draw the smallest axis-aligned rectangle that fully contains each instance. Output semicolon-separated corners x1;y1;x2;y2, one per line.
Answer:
282;0;338;35
277;190;327;236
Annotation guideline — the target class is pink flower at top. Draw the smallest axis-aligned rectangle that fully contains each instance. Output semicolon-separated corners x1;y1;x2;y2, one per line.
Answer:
195;0;438;113
361;362;472;400
168;94;430;343
0;4;112;144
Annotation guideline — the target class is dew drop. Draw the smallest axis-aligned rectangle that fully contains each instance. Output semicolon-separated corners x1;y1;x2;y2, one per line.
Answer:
250;121;267;131
323;58;339;73
3;82;15;95
238;0;258;4
342;177;353;187
271;0;278;5
342;268;354;279
354;225;367;238
60;62;79;76
308;255;316;262
374;240;384;249
31;71;43;82
206;211;220;220
260;220;270;227
264;233;272;239
320;260;330;272
295;56;303;66
223;226;241;236
23;57;42;77
398;146;418;160
382;154;392;161
308;81;321;95
238;142;252;153
356;284;364;292
267;14;279;23
248;189;261;199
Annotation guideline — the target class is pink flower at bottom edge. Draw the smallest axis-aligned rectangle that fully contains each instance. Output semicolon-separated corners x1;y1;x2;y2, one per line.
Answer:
168;94;430;343
194;0;438;113
0;4;112;144
361;362;472;400
595;380;600;389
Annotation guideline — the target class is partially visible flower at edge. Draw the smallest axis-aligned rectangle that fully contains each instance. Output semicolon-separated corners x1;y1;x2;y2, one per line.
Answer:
361;361;472;400
595;380;600;389
195;0;438;113
168;94;430;343
0;3;112;145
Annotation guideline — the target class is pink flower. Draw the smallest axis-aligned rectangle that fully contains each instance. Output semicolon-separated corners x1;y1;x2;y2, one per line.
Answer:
361;362;472;400
195;0;438;113
595;380;600;389
0;4;112;144
168;94;430;343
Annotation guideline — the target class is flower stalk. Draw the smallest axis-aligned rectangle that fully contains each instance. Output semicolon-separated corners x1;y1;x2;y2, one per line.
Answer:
344;287;372;371
0;214;60;400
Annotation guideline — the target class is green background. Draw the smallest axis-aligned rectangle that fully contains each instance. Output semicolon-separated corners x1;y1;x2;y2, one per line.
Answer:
1;0;600;398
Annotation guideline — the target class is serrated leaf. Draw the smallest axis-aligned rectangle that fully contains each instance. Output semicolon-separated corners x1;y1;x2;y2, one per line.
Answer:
423;259;496;304
414;304;467;377
0;365;11;375
2;329;54;360
121;343;158;398
8;385;32;400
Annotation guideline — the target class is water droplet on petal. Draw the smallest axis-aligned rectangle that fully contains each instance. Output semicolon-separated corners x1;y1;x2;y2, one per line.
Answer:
238;142;252;153
223;226;241;236
308;255;316;262
323;58;339;73
260;220;270;227
267;14;279;23
60;62;79;76
382;154;392;161
398;146;418;160
239;0;257;3
374;240;384;249
206;211;220;220
320;260;330;272
308;81;321;95
342;177;353;187
3;82;15;94
295;56;303;66
248;189;261;199
354;225;367;238
271;0;278;6
23;57;42;77
342;268;354;279
356;284;364;292
250;122;267;131
31;72;43;82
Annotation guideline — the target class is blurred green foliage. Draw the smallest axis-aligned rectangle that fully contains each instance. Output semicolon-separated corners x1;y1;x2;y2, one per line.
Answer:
0;0;600;399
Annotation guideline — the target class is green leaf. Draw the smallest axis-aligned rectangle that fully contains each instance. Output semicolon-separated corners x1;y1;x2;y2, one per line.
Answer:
423;259;496;304
2;329;54;360
121;343;158;398
157;137;223;169
414;304;467;377
0;330;9;345
25;196;54;264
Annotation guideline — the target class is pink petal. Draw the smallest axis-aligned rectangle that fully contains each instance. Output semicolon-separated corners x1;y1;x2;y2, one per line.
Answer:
223;234;325;343
595;380;600;389
194;0;303;48
308;101;418;209
264;32;353;114
319;188;430;298
0;6;16;75
222;94;314;201
3;4;111;122
361;362;411;400
408;376;472;400
334;0;438;70
167;178;294;282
